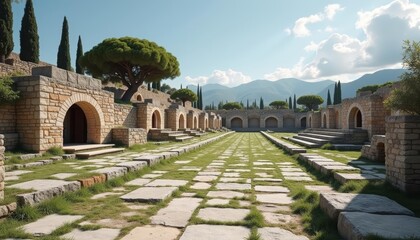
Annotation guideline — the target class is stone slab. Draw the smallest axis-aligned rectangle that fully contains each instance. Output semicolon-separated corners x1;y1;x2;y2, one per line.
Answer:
21;214;83;236
145;179;188;187
282;172;309;177
256;193;293;205
121;225;180;240
6;170;32;176
207;190;245;199
197;207;250;222
190;182;212;190
120;187;177;203
116;161;147;172
333;172;383;184
179;224;250;240
193;175;218;182
254;178;282;182
225;169;250;172
179;167;202;171
51;173;76;179
218;177;245;183
255;185;290;193
284;176;313;181
257;204;291;213
90;167;128;180
125;178;151;186
320;193;414;221
215;183;251;191
142;173;162;178
223;172;241;177
338;212;420;240
197;171;221;176
10;179;77;191
151;197;202;227
174;160;191;164
62;228;120;240
206;198;230;205
258;227;309;240
262;212;294;224
305;185;334;193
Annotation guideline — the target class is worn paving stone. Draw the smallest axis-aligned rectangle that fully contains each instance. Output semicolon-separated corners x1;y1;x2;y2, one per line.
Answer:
258;227;309;240
281;172;309;177
215;183;251;191
10;179;76;191
91;192;121;200
116;161;147;172
283;176;313;181
146;179;188;187
179;166;202;171
6;170;33;176
338;212;420;240
197;207;250;222
206;198;230;205
262;212;294;224
257;204;291;213
305;185;334;193
218;177;245;183
197;171;221;176
21;214;83;236
207;190;245;199
320;193;414;221
255;172;273;178
280;167;304;172
225;169;251;172
174;160;191;164
190;182;212;190
62;228;120;240
142;173;162;179
254;178;283;182
151;197;202;227
179;224;250;240
50;173;77;179
223;172;241;177
125;178;151;186
90;167;128;180
120;187;177;203
333;172;383;184
256;193;293;205
121;225;180;240
255;185;290;193
193;175;218;182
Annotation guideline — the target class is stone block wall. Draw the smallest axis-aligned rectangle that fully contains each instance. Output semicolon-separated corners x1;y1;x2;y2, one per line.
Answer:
114;103;137;128
0;104;16;133
0;53;49;77
386;115;420;194
112;128;147;146
3;133;18;150
0;134;4;200
308;111;321;128
361;135;386;162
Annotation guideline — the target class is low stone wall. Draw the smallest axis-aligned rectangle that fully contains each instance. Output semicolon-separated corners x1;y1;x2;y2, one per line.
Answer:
0;134;4;200
361;135;386;162
3;133;18;150
0;104;16;133
114;104;137;128
386;115;420;194
112;128;147;146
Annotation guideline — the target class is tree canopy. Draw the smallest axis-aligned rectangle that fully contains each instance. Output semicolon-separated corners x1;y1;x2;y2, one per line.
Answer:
170;88;197;107
269;100;288;109
297;95;324;111
75;35;84;74
0;75;19;104
57;16;71;70
20;0;39;63
81;37;180;101
222;102;242;110
385;40;420;115
0;0;13;62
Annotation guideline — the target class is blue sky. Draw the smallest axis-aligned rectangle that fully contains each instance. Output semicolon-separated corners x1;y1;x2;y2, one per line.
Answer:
11;0;420;87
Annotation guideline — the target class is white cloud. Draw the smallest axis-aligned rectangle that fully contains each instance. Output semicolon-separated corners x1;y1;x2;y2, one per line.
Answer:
291;3;343;37
267;0;420;80
185;69;252;87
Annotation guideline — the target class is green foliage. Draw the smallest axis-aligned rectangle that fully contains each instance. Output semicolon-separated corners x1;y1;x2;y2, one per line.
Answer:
12;205;40;221
37;197;70;215
57;16;71;70
357;82;394;94
170;88;197;106
269;100;288;109
75;35;84;74
333;81;342;105
222;102;242;110
293;94;297;110
19;0;39;63
81;37;180;101
259;97;264;109
0;0;13;62
321;143;334;150
385;40;420;115
160;83;172;93
289;96;292;109
0;75;19;104
244;207;264;228
46;146;64;156
297;95;324;111
327;89;332;105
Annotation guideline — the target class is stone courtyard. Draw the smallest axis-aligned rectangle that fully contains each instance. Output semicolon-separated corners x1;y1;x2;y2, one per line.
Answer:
1;132;419;240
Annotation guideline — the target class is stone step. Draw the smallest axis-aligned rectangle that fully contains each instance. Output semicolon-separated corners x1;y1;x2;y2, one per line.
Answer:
308;130;346;137
175;136;194;142
76;148;125;159
332;144;363;151
294;135;329;145
286;137;320;148
299;132;342;141
63;144;116;154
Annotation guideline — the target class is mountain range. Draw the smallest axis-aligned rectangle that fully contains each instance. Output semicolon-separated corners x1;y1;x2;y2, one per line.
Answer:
188;69;406;107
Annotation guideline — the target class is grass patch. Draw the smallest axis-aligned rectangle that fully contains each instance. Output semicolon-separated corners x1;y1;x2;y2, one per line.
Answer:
46;146;64;156
320;143;334;150
244;207;264;228
37;197;70;215
11;205;40;221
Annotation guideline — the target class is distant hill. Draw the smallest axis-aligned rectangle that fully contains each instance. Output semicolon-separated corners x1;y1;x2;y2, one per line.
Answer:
194;69;405;106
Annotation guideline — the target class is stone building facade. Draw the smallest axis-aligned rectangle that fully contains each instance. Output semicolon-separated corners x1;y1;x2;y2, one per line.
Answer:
0;65;222;152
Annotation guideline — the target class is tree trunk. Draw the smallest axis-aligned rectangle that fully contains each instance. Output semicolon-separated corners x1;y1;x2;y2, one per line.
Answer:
121;84;141;102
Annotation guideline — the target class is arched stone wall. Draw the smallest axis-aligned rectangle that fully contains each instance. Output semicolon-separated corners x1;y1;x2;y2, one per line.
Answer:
322;113;327;128
151;109;162;129
283;115;295;128
300;117;307;128
231;117;243;128
248;117;260;128
264;116;278;128
348;105;364;129
178;113;186;129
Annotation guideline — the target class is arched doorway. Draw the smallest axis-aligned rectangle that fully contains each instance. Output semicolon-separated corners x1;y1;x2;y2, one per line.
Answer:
136;94;143;102
349;107;363;129
377;142;385;162
300;117;307;128
63;104;87;143
283;116;295;128
205;119;208;129
179;114;185;129
335;111;340;129
248;118;260;128
322;114;327;128
193;117;198;129
309;117;312;128
231;117;243;128
152;110;161;129
265;117;278;128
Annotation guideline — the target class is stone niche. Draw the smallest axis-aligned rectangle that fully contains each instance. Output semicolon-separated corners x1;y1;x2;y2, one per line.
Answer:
385;115;420;194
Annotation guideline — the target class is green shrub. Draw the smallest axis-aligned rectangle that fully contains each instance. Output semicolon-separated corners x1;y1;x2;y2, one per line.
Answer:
46;146;64;156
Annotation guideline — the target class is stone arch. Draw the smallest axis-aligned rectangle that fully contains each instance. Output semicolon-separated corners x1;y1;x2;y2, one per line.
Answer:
309;117;312;128
151;109;162;129
322;113;327;128
348;105;364;129
194;116;198;129
335;110;340;129
300;117;307;128
178;113;186;129
231;117;243;128
283;115;295;128
205;119;208;129
57;94;105;144
132;93;144;102
248;117;260;128
377;142;385;162
265;116;278;128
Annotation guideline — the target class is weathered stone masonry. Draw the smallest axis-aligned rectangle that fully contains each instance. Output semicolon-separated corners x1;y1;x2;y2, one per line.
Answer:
0;134;4;200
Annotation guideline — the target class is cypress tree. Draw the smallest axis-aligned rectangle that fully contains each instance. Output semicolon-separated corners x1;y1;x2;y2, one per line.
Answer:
57;16;71;70
327;89;332;105
196;84;200;109
246;99;249;109
333;82;338;105
20;0;39;63
259;97;264;109
293;94;297;110
199;86;203;110
288;96;292;109
337;81;342;104
75;35;84;74
0;0;13;62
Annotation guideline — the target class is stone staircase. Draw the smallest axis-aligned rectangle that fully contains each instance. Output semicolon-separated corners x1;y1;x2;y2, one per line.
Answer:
285;128;368;150
148;129;194;142
62;144;125;159
180;128;207;137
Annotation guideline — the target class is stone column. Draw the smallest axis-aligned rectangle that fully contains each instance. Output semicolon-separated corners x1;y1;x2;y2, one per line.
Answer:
0;134;5;200
385;115;420;194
